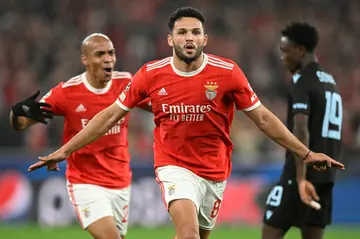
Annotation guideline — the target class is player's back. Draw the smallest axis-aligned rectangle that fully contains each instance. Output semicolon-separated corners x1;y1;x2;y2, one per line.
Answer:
282;62;343;183
42;71;133;188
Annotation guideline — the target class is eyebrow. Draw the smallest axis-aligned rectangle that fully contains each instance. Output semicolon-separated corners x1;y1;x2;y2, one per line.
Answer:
177;28;202;31
94;49;115;54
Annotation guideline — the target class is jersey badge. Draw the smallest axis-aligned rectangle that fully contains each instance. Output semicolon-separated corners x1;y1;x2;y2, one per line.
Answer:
204;82;218;100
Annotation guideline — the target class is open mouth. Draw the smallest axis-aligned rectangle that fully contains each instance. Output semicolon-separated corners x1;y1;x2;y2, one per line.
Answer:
103;67;112;75
184;44;195;52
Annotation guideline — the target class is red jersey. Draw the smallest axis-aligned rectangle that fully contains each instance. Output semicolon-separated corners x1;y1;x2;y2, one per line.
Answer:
42;71;133;189
116;54;261;181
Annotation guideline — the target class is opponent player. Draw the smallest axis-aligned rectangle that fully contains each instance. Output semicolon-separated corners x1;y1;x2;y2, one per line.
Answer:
262;22;343;239
10;33;151;239
28;8;344;239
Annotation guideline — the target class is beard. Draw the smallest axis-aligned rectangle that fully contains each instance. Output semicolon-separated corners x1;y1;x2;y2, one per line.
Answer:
174;44;204;64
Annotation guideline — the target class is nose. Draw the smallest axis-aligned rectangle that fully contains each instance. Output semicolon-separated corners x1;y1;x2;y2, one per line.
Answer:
103;53;112;63
185;32;194;41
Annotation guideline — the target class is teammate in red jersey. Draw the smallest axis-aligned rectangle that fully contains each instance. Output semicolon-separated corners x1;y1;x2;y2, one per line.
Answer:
28;8;344;239
10;33;151;239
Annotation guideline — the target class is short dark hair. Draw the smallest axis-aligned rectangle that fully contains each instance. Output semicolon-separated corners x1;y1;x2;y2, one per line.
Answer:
281;22;319;53
168;7;206;32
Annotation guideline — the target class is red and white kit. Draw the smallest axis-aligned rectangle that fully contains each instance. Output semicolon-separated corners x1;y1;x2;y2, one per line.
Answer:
116;54;261;229
42;71;133;233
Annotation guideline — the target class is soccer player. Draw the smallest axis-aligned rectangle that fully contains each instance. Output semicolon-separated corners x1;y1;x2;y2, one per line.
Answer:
10;33;151;239
261;22;343;239
28;8;344;239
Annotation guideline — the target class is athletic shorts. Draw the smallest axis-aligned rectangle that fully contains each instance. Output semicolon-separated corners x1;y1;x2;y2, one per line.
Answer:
263;179;333;231
155;165;227;230
66;181;131;235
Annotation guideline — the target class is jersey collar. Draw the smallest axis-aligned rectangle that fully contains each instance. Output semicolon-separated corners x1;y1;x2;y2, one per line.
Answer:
170;53;208;77
82;73;112;94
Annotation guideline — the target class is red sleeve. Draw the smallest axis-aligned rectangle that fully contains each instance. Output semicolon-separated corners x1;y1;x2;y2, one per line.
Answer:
231;64;261;111
116;67;147;111
40;83;66;116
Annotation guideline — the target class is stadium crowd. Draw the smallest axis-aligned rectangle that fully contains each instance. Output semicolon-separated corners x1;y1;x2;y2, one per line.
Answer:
0;0;359;167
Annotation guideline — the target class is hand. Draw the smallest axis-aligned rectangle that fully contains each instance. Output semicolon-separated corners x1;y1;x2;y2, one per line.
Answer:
298;179;320;210
28;149;68;172
47;163;60;172
303;151;345;171
12;90;53;124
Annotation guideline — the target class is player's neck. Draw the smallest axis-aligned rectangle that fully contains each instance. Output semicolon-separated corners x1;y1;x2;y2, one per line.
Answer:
301;54;317;70
85;72;108;89
173;53;204;72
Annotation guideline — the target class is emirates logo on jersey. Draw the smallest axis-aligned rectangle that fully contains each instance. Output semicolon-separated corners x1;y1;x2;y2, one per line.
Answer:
81;118;125;135
162;103;211;122
204;82;219;100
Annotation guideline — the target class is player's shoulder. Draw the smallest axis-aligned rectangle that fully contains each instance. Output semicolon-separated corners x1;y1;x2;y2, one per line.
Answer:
298;63;336;85
143;56;172;72
111;71;132;80
111;71;132;87
60;74;83;89
206;54;236;69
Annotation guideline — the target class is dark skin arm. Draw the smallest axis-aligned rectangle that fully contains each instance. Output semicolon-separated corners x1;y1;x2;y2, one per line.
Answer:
244;104;344;170
294;113;320;209
294;113;309;181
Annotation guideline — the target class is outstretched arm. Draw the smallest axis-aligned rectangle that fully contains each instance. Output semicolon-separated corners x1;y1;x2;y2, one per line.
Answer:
28;102;128;171
61;102;126;155
245;105;309;157
244;105;344;169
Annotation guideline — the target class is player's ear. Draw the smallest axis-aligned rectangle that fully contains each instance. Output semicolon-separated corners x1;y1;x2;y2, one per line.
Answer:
81;55;87;66
167;34;173;47
299;45;307;58
203;34;208;47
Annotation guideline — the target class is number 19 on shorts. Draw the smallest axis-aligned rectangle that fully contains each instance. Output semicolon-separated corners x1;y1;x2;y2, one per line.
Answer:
266;186;283;207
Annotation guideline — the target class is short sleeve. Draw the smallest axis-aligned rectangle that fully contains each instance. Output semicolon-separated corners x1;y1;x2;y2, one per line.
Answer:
40;84;66;116
230;64;261;111
116;67;147;111
291;76;310;115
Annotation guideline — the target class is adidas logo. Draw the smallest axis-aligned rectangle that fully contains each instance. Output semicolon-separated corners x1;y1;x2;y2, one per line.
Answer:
157;87;168;96
75;104;86;112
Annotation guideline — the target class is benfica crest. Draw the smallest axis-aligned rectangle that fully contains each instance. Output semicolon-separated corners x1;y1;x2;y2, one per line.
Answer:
204;82;219;100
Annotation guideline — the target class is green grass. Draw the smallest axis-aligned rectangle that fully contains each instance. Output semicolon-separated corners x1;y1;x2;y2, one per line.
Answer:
0;225;359;239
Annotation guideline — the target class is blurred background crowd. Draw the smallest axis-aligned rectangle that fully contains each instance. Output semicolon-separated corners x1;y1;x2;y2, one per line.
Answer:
0;0;359;168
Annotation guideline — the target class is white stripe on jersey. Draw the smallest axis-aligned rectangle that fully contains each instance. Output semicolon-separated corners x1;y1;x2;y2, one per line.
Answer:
207;60;234;70
146;57;172;67
115;99;131;111
242;101;261;112
62;75;83;88
112;71;132;79
146;61;171;71
207;56;235;67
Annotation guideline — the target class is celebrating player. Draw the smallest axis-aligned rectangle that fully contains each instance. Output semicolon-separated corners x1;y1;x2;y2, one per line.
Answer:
10;33;151;239
262;22;343;239
28;8;344;239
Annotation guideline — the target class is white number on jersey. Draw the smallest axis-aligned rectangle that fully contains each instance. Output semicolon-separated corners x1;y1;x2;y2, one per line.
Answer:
322;91;343;140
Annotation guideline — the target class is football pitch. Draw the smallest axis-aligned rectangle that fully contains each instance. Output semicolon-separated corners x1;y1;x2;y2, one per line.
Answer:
0;225;359;239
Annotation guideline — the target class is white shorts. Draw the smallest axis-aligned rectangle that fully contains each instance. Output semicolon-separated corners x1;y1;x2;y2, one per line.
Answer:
66;181;130;235
155;165;227;230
